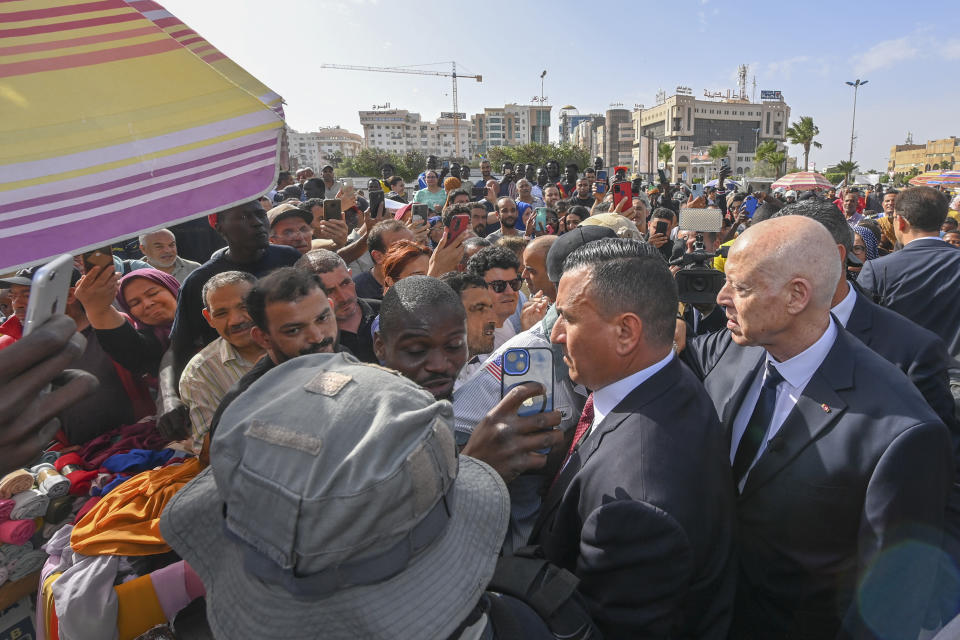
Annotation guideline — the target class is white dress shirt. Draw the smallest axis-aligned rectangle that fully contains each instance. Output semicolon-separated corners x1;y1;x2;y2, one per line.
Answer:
729;318;838;490
590;351;675;436
830;281;857;328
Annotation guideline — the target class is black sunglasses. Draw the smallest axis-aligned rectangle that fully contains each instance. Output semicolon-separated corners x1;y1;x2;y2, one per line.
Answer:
486;278;522;293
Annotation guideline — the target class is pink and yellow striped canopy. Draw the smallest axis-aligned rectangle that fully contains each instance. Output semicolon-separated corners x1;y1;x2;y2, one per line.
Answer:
0;0;284;271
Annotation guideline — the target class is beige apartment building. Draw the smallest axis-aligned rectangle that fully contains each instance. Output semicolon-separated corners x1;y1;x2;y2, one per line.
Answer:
888;137;958;175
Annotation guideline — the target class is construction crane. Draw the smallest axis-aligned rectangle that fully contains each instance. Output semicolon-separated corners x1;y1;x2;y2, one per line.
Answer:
320;62;482;158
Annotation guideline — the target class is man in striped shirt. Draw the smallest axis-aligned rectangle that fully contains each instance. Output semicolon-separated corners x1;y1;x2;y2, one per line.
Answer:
179;271;264;448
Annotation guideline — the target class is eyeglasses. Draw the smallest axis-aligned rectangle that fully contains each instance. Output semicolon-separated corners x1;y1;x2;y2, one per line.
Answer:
486;278;522;293
852;245;867;255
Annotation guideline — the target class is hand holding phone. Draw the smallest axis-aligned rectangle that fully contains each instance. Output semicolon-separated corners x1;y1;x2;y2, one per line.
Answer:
82;246;114;275
323;199;342;221
411;203;428;222
463;377;563;482
612;182;633;211
500;348;554;417
23;254;74;337
448;214;470;242
533;208;548;234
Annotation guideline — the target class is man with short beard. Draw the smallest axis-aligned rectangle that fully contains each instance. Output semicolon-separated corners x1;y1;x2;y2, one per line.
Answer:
139;228;200;284
543;184;562;211
486;197;520;240
202;267;341;445
566;177;596;209
440;272;498;387
179;271;263;446
475;159;493;188
296;249;380;363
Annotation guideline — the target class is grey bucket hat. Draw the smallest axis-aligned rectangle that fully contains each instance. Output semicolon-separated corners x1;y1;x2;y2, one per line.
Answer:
160;352;509;639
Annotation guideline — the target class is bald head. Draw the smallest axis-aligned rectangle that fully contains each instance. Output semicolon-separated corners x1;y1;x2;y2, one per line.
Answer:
719;216;840;360
522;235;559;301
525;235;557;257
731;216;840;310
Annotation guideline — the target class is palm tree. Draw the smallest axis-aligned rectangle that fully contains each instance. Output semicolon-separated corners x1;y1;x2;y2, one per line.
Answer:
658;142;674;178
755;140;785;177
785;116;822;171
834;160;859;185
766;152;787;178
708;143;730;163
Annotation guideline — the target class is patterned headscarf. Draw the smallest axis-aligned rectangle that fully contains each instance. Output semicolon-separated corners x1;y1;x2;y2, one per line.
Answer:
853;226;879;260
116;268;181;350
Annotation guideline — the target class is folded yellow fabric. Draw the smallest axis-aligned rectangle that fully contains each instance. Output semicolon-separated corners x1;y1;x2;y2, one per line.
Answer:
71;458;201;556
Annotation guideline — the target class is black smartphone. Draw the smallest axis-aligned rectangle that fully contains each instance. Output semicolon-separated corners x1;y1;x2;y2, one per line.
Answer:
82;245;114;274
655;220;668;236
323;199;342;221
411;203;428;222
367;189;384;218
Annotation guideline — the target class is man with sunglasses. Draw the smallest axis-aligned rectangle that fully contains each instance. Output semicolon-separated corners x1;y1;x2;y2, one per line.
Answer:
466;245;525;352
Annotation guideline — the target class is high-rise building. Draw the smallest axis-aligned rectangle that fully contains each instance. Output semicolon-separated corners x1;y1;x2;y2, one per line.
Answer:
558;106;603;144
358;108;474;159
605;109;633;167
472;104;551;156
888;137;958;176
634;92;790;180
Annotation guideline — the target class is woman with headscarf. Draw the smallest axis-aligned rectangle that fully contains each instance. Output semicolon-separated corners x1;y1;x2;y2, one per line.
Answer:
875;216;898;255
75;266;181;378
847;225;880;281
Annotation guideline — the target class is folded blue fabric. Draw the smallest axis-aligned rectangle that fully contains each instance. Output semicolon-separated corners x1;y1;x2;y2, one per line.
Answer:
101;449;174;474
91;475;129;497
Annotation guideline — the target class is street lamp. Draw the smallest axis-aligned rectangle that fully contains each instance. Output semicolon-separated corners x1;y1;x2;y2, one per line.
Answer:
845;79;868;163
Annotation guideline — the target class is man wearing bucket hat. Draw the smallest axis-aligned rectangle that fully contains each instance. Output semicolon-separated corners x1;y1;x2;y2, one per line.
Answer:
160;353;556;639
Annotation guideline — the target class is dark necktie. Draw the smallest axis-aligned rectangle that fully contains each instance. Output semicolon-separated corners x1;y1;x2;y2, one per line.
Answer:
550;394;594;490
732;361;784;485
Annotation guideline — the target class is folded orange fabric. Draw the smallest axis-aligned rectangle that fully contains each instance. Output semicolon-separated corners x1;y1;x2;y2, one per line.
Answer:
70;458;201;556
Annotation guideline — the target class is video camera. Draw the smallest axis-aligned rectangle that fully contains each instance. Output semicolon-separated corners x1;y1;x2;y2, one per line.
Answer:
673;208;726;305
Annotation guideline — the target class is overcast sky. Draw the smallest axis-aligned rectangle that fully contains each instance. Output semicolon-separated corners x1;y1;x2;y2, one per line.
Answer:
160;0;960;172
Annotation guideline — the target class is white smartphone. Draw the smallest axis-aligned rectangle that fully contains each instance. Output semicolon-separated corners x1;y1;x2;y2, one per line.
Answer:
23;254;74;336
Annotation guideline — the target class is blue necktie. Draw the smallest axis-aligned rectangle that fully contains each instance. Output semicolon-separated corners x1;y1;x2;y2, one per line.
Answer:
732;361;784;485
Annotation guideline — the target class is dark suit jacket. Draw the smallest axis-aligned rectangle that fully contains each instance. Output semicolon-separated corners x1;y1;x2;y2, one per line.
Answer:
683;327;953;639
846;287;958;434
683;303;727;336
857;238;960;360
529;357;736;639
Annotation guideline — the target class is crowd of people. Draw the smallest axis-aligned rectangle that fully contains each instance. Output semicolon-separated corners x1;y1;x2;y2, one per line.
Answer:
2;155;960;640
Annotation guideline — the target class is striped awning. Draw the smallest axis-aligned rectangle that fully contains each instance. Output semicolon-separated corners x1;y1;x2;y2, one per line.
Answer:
0;0;284;271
